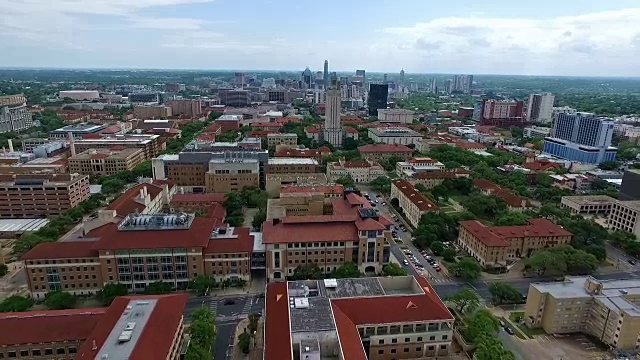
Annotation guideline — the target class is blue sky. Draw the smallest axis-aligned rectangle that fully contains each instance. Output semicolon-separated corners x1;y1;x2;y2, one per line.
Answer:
2;0;640;76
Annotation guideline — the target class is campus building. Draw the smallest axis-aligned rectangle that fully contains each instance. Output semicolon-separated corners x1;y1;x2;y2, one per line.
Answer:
266;184;345;220
358;144;413;162
22;213;256;298
73;134;165;160
68;148;147;177
390;179;439;228
0;294;188;360
608;200;640;236
458;219;573;267
262;194;394;280
560;195;616;216
0;173;90;218
326;159;385;184
264;276;454;360
525;276;640;350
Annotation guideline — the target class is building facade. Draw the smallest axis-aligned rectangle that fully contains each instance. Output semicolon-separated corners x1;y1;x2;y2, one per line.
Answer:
327;159;385;183
377;109;415;124
526;93;555;123
323;79;344;147
167;99;203;117
560;195;616;215
68;148;146;177
391;179;439;227
368;84;389;116
525;276;640;350
458;219;572;267
608;200;640;236
479;99;525;127
266;158;319;174
357;144;413;162
543;112;617;164
73;134;165;160
266;133;297;148
205;159;260;193
0;94;33;133
133;106;172;119
620;169;640;201
368;127;423;145
0;173;89;218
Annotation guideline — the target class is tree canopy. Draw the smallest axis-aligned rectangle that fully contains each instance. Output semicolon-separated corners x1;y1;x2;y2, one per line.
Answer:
381;263;408;276
445;288;480;314
449;257;483;280
332;262;361;278
44;291;76;310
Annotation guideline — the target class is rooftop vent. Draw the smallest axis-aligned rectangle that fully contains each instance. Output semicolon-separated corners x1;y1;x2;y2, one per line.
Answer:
294;297;309;309
324;279;338;288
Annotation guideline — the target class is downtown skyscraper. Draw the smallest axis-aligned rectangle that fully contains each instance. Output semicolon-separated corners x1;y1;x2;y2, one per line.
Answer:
324;60;329;87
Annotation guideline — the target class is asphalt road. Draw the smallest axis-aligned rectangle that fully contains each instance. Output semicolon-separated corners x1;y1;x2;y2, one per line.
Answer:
184;294;265;360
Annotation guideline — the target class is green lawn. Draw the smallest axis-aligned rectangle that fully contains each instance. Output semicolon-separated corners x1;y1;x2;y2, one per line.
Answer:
508;311;546;338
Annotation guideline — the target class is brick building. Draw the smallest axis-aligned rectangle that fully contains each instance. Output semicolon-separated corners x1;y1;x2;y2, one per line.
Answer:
0;173;89;218
73;134;165;161
358;144;413;162
390;179;439;228
68;148;146;177
266;158;319;174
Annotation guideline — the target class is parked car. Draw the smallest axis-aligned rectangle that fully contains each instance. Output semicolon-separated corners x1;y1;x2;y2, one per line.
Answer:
431;263;439;268
505;327;515;335
403;259;409;265
499;320;506;327
629;259;636;265
434;266;442;272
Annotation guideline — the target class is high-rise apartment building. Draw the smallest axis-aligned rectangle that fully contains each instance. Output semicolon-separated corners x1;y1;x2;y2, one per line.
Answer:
0;94;33;133
0;173;90;218
552;106;577;121
526;93;555;123
323;79;343;147
355;69;366;84
452;75;473;94
543;112;617;164
368;84;389;116
429;78;437;93
525;276;640;350
479;99;525;126
166;99;203;117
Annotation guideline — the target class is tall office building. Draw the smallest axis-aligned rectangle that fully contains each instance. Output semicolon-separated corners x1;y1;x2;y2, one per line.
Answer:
452;74;473;94
301;67;313;89
368;84;389;116
383;73;388;84
355;69;365;83
323;79;343;147
234;72;246;88
429;78;437;93
543;112;617;164
479;99;525;126
526;93;555;123
400;69;405;86
323;60;329;87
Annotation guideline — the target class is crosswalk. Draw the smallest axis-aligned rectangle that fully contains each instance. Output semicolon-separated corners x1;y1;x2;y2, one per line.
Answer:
209;298;219;317
242;295;254;314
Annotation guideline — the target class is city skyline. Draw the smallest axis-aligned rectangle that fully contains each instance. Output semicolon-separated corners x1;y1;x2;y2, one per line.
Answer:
2;1;640;76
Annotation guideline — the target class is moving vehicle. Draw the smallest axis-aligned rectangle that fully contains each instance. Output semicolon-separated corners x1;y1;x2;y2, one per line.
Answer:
434;266;441;272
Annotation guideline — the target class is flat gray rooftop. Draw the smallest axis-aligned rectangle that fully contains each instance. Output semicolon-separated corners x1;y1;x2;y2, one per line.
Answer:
289;296;335;333
321;278;385;299
96;299;158;360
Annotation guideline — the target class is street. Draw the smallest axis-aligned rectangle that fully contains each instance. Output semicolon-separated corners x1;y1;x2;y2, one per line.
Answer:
184;294;265;360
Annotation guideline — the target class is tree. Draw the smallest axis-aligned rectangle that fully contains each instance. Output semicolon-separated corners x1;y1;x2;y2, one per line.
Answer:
442;248;457;263
292;264;323;280
445;288;480;314
370;176;391;194
598;160;620;170
208;111;223;121
0;295;33;312
252;209;266;230
449;257;483;280
474;333;516;360
0;264;8;277
144;281;172;295
332;262;361;278
185;344;210;360
526;245;599;276
97;283;128;306
189;307;216;356
430;241;444;255
189;275;216;296
488;282;523;305
335;175;355;188
461;194;507;219
494;211;530;226
44;291;76;310
382;263;408;276
248;313;260;333
463;309;500;343
238;331;252;354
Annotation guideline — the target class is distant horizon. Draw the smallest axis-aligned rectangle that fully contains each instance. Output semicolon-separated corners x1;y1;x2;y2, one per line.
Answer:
1;67;640;80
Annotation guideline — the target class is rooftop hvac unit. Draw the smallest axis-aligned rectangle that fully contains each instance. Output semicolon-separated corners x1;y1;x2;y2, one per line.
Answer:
294;298;309;309
324;279;338;288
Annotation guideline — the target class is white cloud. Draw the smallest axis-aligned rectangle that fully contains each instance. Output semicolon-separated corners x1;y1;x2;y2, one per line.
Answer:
128;17;209;31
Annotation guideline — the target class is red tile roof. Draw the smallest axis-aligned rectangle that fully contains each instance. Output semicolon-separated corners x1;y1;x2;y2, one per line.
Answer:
331;304;367;360
171;193;227;203
204;227;254;254
251;122;282;128
472;179;528;208
523;159;561;172
358;144;413;153
196;133;217;142
206;202;227;222
262;219;358;244
76;294;188;360
99;125;122;134
355;217;385;231
22;241;98;260
345;192;368;206
0;308;106;346
90;218;216;250
247;130;279;138
472;178;501;191
392;179;439;212
264;282;293;360
344;126;359;134
304;126;320;134
275;117;300;124
460;219;572;247
106;183;165;217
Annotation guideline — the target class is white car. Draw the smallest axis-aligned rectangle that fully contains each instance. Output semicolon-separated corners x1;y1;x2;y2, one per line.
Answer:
431;263;439;268
402;259;409;265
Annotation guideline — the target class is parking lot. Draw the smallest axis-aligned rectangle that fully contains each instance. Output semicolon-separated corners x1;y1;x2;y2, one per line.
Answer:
519;333;608;360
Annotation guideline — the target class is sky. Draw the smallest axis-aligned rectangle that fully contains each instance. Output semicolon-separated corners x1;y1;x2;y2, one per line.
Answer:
2;0;640;76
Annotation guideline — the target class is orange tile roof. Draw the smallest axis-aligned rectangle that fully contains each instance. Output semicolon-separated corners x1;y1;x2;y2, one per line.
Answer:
304;126;320;134
460;219;572;247
358;144;413;153
76;294;188;360
106;183;165;217
22;241;98;260
0;308;106;346
392;179;439;212
264;282;293;360
90;218;216;250
344;126;359;134
331;304;367;360
251;122;281;128
204;227;254;254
